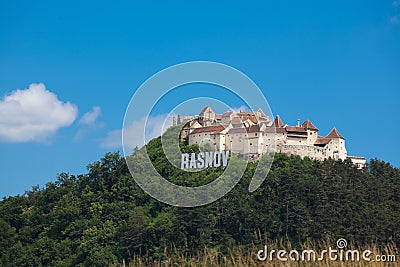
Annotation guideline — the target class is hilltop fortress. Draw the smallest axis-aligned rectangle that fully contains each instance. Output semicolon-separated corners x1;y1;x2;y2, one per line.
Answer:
173;106;366;168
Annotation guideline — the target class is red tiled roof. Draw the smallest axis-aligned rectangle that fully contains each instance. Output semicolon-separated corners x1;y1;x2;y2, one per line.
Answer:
214;127;227;134
275;127;286;133
228;124;261;134
190;125;225;134
286;126;307;133
248;124;261;133
315;136;331;145
301;120;318;131
237;114;258;124
326;128;344;139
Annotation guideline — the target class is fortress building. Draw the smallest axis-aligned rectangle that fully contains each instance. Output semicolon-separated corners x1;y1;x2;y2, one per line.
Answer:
174;106;366;168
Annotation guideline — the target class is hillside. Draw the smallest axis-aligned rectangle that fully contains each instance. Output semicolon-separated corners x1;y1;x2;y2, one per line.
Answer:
0;131;399;266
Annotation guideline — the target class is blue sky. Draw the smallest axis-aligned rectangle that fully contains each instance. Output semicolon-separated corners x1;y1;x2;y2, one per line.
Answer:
0;1;399;197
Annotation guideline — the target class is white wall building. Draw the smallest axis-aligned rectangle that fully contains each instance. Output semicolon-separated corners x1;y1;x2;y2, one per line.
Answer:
174;106;366;167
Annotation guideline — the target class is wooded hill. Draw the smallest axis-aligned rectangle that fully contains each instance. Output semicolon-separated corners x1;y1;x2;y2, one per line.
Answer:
0;127;399;266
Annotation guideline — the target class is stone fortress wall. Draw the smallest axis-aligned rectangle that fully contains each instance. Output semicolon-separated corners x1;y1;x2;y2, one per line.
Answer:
174;106;366;168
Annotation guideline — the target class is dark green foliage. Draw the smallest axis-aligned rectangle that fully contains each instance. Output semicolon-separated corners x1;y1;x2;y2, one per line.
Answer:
0;131;399;266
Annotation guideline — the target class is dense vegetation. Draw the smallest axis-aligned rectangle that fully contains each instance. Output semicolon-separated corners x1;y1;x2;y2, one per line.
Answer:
1;128;399;266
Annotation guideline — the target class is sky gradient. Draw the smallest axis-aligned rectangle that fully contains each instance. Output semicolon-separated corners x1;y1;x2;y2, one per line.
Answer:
1;1;399;197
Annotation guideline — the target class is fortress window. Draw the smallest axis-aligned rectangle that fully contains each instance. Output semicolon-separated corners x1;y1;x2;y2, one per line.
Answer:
255;133;257;136
250;143;252;145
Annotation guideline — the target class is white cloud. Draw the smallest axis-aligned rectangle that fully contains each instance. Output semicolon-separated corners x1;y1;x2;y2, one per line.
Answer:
73;106;104;141
390;15;399;24
79;106;101;125
99;129;123;149
0;83;78;142
100;114;173;149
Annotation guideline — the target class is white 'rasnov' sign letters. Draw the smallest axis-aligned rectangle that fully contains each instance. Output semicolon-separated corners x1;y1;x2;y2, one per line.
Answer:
181;151;230;169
